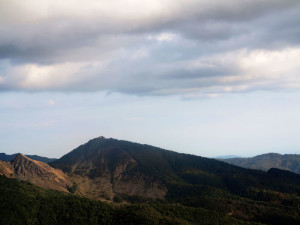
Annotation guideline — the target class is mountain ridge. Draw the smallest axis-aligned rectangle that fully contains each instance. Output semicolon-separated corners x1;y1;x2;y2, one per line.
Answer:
220;152;300;174
0;152;57;163
51;137;300;202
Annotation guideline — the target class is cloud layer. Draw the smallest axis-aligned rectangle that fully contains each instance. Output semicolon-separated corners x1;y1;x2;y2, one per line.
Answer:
1;0;300;96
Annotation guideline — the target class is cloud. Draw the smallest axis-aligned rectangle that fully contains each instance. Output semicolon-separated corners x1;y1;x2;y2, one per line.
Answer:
0;0;299;96
48;100;55;106
2;47;300;96
147;33;178;42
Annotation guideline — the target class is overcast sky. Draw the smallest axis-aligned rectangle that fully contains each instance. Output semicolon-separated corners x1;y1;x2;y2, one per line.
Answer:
1;0;300;158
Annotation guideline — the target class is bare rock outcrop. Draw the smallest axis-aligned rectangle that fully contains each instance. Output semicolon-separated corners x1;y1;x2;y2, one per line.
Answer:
0;154;72;192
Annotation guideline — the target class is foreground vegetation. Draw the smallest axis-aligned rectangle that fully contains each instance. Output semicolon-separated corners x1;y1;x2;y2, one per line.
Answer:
1;175;300;225
0;176;249;225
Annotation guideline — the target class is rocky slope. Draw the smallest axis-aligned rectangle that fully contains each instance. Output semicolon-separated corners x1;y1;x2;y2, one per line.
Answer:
0;154;72;192
0;160;14;177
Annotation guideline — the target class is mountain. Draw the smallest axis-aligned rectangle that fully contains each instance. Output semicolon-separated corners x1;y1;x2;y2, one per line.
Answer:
214;155;241;159
0;154;72;192
26;154;58;163
51;137;168;200
220;153;300;174
0;152;57;163
51;137;300;202
2;137;300;224
0;153;16;161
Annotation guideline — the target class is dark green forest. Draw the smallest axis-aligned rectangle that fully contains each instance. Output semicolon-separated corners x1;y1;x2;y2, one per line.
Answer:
1;175;300;225
0;176;250;225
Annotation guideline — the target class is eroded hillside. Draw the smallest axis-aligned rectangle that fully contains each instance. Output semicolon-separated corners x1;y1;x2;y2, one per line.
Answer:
0;154;72;192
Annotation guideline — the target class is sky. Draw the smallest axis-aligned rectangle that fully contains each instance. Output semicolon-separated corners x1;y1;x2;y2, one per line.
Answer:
1;0;300;158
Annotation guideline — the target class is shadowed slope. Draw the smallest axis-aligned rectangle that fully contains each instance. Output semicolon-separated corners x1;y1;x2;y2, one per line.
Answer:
51;137;300;201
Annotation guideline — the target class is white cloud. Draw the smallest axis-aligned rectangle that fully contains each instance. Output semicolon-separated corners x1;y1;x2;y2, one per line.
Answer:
147;33;178;42
18;62;86;90
0;60;110;90
215;48;300;88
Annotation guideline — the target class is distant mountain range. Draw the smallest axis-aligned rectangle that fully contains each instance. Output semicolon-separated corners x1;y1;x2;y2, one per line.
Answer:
1;137;300;224
220;153;300;174
0;153;57;163
214;155;241;159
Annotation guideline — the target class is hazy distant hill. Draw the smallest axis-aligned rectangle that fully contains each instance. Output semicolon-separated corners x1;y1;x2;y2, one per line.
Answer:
214;155;240;159
221;153;300;174
0;152;57;163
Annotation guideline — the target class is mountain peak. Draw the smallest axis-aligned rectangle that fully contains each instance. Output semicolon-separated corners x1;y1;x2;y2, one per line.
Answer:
0;153;72;192
13;153;29;161
50;137;172;200
12;153;37;170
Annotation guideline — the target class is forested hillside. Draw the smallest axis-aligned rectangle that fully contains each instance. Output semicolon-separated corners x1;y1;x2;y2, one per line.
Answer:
0;175;250;225
2;137;300;224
